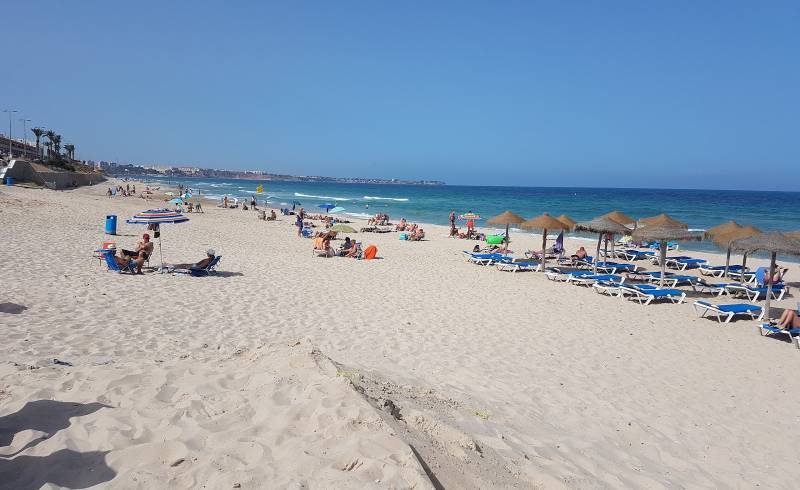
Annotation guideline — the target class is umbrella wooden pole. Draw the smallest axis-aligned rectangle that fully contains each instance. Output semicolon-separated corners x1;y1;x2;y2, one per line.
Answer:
541;228;547;272
660;240;667;288
505;224;510;244
594;233;602;276
740;253;748;285
765;252;776;320
724;244;732;277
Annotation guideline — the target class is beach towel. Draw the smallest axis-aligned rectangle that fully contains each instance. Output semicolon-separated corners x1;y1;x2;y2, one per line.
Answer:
363;245;378;260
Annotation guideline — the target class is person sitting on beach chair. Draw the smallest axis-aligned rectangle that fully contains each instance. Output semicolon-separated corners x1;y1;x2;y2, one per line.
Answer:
121;233;154;271
108;244;145;274
341;238;360;258
409;228;425;241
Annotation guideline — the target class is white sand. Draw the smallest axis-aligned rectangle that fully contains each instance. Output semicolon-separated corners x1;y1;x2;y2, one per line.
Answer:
2;181;800;489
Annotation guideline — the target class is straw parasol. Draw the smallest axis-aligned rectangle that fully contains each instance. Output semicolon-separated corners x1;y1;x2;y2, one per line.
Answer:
632;214;702;287
601;211;635;226
486;211;525;243
705;220;743;239
708;224;761;277
732;231;800;320
556;214;577;231
574;217;632;275
521;213;571;271
600;211;635;257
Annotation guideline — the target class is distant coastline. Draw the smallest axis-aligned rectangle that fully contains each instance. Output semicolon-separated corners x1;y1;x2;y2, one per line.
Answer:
100;163;444;186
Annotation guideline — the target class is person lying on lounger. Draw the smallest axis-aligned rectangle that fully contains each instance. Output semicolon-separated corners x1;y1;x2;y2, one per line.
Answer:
171;249;216;270
777;308;800;330
570;246;587;261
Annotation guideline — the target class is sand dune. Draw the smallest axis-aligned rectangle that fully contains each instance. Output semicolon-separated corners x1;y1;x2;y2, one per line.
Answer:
2;182;800;489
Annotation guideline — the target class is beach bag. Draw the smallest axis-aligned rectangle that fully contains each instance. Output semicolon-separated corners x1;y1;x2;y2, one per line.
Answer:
363;245;378;260
399;233;408;240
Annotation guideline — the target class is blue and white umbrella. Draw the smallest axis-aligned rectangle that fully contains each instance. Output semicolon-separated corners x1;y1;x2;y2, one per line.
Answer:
127;209;189;271
169;197;183;205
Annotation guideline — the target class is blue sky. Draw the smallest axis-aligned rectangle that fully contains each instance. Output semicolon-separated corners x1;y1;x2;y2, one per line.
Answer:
2;1;798;189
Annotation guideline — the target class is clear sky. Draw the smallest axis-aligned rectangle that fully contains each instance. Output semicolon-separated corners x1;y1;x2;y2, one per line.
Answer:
2;1;798;189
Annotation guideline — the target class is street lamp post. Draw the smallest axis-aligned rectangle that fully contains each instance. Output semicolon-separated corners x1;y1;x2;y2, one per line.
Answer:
2;109;18;159
19;118;31;158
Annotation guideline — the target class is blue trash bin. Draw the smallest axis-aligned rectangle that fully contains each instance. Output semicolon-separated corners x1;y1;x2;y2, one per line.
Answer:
105;215;117;235
4;177;13;186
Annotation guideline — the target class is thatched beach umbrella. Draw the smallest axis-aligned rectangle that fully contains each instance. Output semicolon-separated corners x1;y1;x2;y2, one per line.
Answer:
632;214;703;287
486;211;525;244
601;211;635;226
521;213;570;271
732;231;800;320
706;220;743;239
556;214;577;231
574;217;632;275
708;224;761;277
600;211;635;256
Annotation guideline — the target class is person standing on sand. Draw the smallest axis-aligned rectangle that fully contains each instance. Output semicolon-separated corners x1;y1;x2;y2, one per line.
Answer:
449;211;456;227
296;214;304;237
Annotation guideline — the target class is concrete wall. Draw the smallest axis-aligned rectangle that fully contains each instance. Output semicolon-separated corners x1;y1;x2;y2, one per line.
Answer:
1;159;106;189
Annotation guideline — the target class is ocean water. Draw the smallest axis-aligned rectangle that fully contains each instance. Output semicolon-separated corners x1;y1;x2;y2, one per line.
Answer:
139;176;800;254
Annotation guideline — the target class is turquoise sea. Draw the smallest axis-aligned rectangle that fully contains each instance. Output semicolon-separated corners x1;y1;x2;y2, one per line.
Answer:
139;176;800;255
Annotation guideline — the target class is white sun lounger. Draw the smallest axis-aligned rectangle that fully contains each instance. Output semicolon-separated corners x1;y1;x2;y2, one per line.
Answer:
692;301;764;323
620;286;686;305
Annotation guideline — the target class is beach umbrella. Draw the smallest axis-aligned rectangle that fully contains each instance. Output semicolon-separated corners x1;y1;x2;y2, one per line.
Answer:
330;206;345;214
318;203;336;213
126;209;189;272
556;214;577;231
632;214;702;287
599;211;635;257
601;211;635;226
574;217;632;275
521;213;571;271
486;211;525;243
732;231;800;320
708;224;760;277
705;220;743;239
330;224;357;233
168;197;183;205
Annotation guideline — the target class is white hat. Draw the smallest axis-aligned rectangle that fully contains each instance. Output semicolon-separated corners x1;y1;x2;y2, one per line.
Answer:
207;249;215;256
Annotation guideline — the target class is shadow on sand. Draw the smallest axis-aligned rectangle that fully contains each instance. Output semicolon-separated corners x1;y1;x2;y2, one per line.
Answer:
0;449;116;489
0;400;109;452
0;303;27;315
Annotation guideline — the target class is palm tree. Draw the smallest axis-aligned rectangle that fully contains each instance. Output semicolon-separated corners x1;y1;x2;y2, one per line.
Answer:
44;141;53;159
31;127;44;159
64;143;75;161
52;134;62;157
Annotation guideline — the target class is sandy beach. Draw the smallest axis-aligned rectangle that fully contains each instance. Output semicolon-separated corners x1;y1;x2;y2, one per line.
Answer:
2;181;800;489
